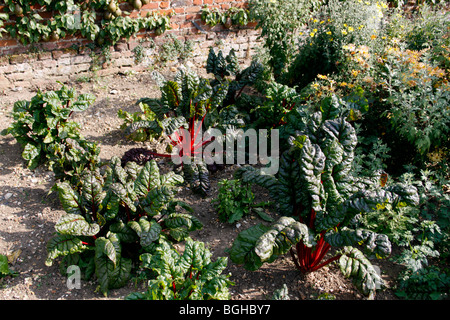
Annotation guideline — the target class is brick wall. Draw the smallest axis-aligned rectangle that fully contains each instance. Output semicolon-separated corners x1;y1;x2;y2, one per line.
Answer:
0;0;261;90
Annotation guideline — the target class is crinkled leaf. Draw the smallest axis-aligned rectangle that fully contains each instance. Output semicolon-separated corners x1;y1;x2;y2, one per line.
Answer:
53;182;83;215
164;213;203;241
128;217;162;249
180;238;211;270
71;93;96;112
339;247;384;299
297;137;325;212
95;234;131;297
22;142;40;162
183;162;210;196
109;182;136;212
80;170;105;214
109;221;138;243
229;224;271;271
134;160;161;198
326;227;392;258
45;235;88;266
95;233;121;267
55;214;100;237
255;216;314;262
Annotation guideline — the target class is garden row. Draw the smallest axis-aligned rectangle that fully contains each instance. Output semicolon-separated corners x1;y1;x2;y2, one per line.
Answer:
1;0;450;300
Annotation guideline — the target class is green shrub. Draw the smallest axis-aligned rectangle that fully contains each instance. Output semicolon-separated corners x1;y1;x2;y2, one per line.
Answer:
248;0;321;79
283;0;387;88
212;178;272;224
396;266;450;300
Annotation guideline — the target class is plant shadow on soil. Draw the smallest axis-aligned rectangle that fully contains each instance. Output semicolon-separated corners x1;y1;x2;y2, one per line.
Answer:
0;71;403;300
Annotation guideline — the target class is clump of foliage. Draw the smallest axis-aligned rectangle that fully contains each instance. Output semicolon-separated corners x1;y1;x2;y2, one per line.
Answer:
1;84;99;183
212;178;272;224
126;238;234;300
118;102;158;142
0;254;18;279
230;107;419;298
45;156;202;296
247;0;321;79
201;5;251;28
283;0;387;88
395;265;450;300
206;47;264;107
377;46;450;157
0;12;8;37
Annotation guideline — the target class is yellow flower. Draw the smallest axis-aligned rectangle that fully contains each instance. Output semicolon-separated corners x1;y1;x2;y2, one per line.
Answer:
326;31;332;35
317;74;328;80
343;44;356;51
310;32;315;37
348;26;354;32
371;34;377;39
312;83;320;90
341;29;348;35
351;69;359;77
339;82;348;87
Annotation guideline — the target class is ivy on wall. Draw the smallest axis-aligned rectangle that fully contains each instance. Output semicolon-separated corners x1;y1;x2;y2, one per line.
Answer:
0;0;173;46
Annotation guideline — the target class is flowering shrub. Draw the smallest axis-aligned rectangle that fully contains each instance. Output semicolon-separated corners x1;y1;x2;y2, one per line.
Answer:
283;0;388;88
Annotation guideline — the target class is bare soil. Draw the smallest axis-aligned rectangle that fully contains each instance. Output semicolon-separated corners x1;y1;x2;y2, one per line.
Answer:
0;67;403;300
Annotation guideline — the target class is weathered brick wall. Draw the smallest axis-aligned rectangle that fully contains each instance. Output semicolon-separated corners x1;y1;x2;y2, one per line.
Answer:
0;0;261;90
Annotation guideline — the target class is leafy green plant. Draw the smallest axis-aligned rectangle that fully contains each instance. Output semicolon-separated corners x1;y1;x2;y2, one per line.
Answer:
395;265;450;300
201;5;251;28
0;254;18;279
379;47;450;156
212;178;272;224
118;102;158;142
206;47;264;107
157;33;194;65
249;80;301;131
1;84;99;183
230;108;419;298
45;156;202;296
126;238;233;300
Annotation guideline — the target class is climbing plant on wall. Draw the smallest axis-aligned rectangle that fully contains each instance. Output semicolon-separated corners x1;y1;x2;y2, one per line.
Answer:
1;0;172;46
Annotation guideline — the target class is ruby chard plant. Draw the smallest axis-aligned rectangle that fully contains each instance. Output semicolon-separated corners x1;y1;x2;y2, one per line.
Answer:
230;109;420;298
127;67;230;196
45;156;202;296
